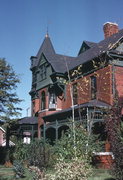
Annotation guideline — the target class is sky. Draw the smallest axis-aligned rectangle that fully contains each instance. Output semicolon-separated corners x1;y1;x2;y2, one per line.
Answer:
0;0;123;117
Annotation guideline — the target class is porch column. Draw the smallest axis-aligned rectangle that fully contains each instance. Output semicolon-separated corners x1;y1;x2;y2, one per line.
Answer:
56;120;58;141
43;123;46;142
31;125;34;140
87;107;92;135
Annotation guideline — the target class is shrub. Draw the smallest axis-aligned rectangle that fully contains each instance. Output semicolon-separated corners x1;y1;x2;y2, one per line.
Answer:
13;140;29;162
14;139;53;170
27;139;52;170
44;158;92;180
52;123;102;163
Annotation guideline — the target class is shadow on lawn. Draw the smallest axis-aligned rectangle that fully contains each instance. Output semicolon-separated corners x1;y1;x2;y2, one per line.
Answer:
104;178;115;180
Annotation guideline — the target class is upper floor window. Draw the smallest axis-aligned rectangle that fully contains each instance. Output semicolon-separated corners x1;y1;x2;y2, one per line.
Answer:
72;83;78;105
90;76;97;99
41;91;46;110
49;92;56;110
40;64;46;81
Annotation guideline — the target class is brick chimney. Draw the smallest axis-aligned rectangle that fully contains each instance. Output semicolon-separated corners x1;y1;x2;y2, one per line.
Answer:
103;22;119;38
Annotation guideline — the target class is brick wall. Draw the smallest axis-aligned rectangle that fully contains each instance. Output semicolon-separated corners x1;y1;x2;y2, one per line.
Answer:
115;66;123;106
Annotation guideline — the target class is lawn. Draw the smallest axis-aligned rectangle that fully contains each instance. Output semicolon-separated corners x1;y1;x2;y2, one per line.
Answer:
0;165;115;180
88;169;115;180
0;165;35;180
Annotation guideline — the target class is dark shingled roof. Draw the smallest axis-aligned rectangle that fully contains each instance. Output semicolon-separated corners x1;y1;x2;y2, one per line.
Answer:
31;34;75;72
18;117;38;124
84;40;97;48
31;29;123;73
68;29;123;70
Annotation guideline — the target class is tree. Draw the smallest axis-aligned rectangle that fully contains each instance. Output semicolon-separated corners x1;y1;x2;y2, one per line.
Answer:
0;58;22;162
0;58;22;121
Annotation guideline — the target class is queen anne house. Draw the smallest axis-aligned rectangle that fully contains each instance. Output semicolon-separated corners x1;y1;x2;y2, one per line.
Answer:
17;22;123;152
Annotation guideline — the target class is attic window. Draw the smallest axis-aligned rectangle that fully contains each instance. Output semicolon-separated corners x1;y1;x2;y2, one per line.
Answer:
40;64;46;81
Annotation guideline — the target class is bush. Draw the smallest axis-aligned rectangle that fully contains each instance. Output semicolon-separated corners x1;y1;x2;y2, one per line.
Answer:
27;139;52;170
13;139;52;170
13;140;29;162
52;123;102;163
44;158;92;180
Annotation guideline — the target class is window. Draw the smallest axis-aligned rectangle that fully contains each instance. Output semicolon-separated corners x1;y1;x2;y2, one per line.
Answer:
49;92;56;109
40;64;46;81
91;76;97;99
72;83;78;105
41;91;46;110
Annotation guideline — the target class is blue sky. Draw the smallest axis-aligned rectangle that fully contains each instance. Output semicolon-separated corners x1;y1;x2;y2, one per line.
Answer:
0;0;123;117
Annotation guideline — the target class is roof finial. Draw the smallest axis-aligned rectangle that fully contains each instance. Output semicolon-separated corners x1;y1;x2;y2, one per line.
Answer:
45;25;49;38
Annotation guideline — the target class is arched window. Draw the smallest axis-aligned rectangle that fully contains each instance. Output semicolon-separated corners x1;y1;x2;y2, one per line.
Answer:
41;91;46;110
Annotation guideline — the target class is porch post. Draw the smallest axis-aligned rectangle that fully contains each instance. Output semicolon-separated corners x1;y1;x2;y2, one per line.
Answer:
31;125;34;140
43;123;46;142
87;107;92;135
87;107;90;134
56;120;58;141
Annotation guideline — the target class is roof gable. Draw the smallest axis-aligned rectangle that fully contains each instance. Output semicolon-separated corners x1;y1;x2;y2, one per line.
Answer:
78;41;97;55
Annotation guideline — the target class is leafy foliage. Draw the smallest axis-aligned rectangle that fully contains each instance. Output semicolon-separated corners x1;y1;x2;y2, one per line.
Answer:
13;140;29;162
27;139;52;170
14;139;52;170
105;98;123;180
53;123;103;162
43;124;103;179
44;158;92;180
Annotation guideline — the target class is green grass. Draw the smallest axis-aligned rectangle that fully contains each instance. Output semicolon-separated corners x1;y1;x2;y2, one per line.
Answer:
0;165;35;180
88;169;115;180
0;165;115;180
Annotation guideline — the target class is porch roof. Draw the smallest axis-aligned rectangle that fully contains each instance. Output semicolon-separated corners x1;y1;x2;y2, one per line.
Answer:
43;100;110;122
18;117;38;125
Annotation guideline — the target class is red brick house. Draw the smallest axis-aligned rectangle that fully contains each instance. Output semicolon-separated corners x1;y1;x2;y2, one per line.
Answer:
29;22;123;147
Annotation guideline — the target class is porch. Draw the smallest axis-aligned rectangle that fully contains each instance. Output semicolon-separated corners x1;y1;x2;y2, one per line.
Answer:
41;100;110;144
